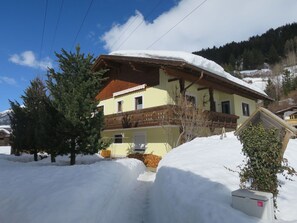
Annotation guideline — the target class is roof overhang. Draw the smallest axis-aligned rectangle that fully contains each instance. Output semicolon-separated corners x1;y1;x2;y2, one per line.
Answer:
93;54;273;101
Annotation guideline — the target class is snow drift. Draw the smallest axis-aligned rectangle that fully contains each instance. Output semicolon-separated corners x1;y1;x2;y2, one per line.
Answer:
0;156;146;223
151;132;297;223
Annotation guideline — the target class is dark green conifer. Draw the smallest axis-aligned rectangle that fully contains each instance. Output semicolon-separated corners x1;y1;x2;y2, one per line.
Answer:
47;46;106;165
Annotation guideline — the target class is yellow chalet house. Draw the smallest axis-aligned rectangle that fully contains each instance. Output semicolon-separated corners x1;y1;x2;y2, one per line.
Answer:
93;50;271;157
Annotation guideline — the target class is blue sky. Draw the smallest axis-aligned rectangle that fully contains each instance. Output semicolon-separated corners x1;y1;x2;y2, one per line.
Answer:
1;0;297;111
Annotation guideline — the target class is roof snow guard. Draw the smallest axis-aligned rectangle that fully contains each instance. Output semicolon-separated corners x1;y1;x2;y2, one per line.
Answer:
93;50;272;101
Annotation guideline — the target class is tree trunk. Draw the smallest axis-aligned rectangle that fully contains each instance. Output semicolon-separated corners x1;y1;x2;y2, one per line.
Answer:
51;153;56;163
209;88;216;112
70;138;76;165
179;79;185;96
176;128;185;146
34;149;38;161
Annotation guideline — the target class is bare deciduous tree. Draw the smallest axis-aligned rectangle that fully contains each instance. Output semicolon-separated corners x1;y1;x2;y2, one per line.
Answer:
162;90;209;147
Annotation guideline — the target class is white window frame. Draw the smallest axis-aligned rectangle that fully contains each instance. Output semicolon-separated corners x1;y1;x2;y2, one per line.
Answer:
114;134;123;144
116;100;123;113
133;132;147;152
242;102;250;116
134;95;144;110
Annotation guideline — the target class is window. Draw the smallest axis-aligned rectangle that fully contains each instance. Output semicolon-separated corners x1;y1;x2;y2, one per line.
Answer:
117;101;123;113
221;101;230;114
135;96;143;110
134;133;146;151
242;103;250;116
114;134;123;144
185;94;196;107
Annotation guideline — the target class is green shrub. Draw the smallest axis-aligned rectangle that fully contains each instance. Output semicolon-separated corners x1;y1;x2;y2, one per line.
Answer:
237;123;296;210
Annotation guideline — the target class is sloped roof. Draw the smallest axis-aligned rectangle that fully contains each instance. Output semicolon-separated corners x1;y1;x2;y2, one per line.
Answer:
235;107;297;136
275;106;297;114
93;50;272;101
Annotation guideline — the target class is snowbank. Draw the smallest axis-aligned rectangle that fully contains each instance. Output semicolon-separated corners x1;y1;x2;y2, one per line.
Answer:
110;50;267;96
0;156;146;223
151;132;297;223
0;146;11;155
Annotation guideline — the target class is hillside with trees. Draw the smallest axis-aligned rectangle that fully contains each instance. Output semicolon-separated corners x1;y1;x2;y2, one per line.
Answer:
194;23;297;111
193;23;297;71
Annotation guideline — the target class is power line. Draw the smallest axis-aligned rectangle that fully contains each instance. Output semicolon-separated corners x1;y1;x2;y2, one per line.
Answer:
146;0;209;49
115;0;164;51
109;13;140;50
50;0;65;54
71;0;94;50
40;0;48;58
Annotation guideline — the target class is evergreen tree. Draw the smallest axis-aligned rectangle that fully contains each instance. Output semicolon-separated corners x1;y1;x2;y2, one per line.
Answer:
229;53;236;69
193;23;297;71
47;46;106;165
39;97;67;162
252;49;264;68
267;45;279;64
9;101;27;155
284;39;295;54
282;69;293;96
21;77;48;161
265;78;277;101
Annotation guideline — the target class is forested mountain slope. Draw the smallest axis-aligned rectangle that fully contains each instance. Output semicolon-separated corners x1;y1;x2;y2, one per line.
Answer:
193;23;297;71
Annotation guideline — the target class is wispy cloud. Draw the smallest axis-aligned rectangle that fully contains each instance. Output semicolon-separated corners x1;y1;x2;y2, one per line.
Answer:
9;51;53;70
0;76;17;86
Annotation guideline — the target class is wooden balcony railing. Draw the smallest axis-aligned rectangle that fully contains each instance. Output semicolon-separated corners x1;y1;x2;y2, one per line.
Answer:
103;105;239;130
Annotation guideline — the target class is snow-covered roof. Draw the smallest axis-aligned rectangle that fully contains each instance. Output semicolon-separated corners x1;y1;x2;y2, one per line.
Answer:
110;50;268;97
0;128;10;135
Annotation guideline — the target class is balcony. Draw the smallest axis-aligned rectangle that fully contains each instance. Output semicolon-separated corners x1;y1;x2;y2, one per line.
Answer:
103;105;239;130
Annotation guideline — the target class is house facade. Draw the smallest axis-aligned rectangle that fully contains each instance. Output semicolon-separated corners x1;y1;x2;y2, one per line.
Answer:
93;51;271;157
0;127;11;146
275;106;297;128
0;110;11;146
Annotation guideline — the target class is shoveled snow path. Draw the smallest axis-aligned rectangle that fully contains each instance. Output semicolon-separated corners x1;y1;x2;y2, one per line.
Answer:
127;171;156;223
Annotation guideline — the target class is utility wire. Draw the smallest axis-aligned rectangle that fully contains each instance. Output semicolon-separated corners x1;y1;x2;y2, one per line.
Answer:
109;14;140;50
146;0;209;49
115;0;164;51
50;0;64;54
71;0;94;50
40;0;48;58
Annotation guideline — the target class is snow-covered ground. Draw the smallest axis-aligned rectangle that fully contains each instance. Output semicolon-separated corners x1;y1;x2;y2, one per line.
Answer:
0;146;11;155
1;133;296;223
151;132;297;223
243;77;268;92
240;69;271;77
0;153;148;223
